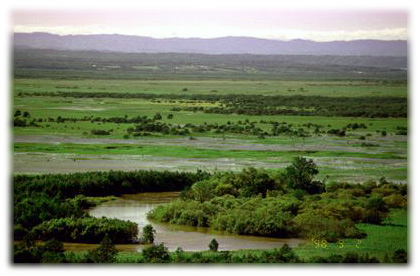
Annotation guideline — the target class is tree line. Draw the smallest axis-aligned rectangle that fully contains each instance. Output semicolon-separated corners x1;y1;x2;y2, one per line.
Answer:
18;92;407;118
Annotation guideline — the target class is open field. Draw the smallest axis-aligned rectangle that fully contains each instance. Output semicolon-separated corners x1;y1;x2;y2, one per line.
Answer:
14;78;407;97
13;79;407;182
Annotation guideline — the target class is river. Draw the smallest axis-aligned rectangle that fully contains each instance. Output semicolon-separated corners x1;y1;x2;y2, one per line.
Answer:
64;191;305;252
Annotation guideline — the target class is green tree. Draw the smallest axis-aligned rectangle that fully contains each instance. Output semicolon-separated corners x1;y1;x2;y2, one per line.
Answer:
235;167;276;197
142;243;170;263
142;224;156;244
209;239;219;251
191;180;217;202
284;157;325;194
88;234;118;263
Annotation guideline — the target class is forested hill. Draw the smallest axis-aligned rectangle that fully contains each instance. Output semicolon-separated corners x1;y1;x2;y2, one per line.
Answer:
14;32;407;57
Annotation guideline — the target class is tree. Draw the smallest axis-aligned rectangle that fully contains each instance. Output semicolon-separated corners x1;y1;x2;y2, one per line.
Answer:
88;234;118;263
142;224;156;244
167;113;174;119
235;167;276;197
142;243;170;263
190;179;217;202
284;157;325;194
209;239;219;251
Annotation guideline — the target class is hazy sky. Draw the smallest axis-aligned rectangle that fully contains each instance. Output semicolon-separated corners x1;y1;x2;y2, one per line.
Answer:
13;9;407;41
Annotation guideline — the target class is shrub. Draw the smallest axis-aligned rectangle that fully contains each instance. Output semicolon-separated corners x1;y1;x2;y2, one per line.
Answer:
234;167;276;197
383;194;407;208
392;249;408;263
142;243;170;263
362;194;389;224
293;213;365;242
87;235;118;263
32;217;138;243
215;183;238;197
90;129;111;135
209;239;219;251
141;224;156;244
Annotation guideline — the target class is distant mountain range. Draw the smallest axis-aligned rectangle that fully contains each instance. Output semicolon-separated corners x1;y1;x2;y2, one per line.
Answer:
14;32;408;56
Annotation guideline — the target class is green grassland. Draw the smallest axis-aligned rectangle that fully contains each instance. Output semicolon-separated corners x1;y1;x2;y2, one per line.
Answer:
293;208;408;261
14;78;407;97
13;95;407;136
14;142;405;161
13;78;408;182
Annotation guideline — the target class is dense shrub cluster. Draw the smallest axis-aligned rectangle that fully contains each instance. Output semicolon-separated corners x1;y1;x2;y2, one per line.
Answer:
32;217;138;243
149;158;406;242
14;170;209;198
90;129;111;135
14;170;209;243
13;110;39;127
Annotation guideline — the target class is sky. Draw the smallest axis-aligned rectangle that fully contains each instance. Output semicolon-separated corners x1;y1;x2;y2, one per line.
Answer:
12;7;408;42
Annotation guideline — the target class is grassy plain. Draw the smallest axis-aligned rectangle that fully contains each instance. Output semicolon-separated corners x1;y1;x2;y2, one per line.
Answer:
13;76;408;182
14;78;407;97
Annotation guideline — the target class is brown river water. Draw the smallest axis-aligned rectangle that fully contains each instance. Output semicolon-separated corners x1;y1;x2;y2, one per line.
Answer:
64;191;305;252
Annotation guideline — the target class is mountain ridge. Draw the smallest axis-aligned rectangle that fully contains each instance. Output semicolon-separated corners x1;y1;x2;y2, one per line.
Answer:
14;32;408;56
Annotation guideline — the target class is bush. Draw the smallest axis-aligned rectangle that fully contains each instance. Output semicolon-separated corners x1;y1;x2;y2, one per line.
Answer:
32;217;138;243
362;194;389;224
141;224;156;244
392;249;407;263
235;167;277;197
14;239;66;263
142;243;170;263
209;239;219;251
260;244;301;263
90;129;111;135
215;183;238;197
87;235;118;263
293;213;364;242
383;194;407;208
